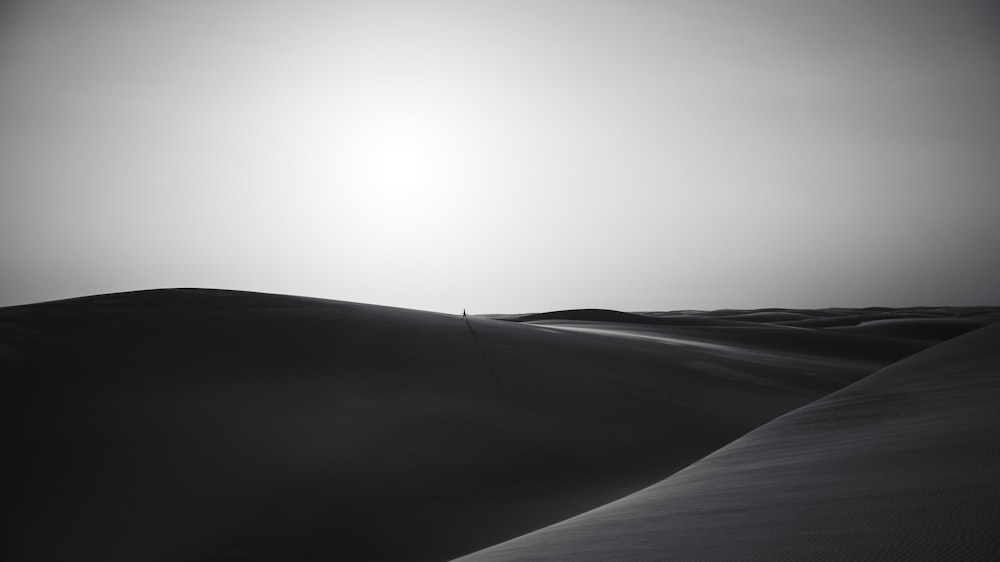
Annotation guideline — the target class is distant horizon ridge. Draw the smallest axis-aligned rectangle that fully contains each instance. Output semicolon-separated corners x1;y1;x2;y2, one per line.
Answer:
3;286;998;316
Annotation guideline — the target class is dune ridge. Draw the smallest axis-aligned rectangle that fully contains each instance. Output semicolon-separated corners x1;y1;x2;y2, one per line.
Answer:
2;289;997;561
455;323;1000;561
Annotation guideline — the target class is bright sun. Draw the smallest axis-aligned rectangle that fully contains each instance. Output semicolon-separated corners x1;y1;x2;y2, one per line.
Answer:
321;91;488;250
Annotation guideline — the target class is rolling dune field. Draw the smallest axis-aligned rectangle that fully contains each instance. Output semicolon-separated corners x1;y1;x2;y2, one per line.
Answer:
2;289;997;561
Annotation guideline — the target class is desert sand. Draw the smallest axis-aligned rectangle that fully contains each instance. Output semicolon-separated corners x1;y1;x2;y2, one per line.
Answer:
457;321;1000;561
2;289;997;561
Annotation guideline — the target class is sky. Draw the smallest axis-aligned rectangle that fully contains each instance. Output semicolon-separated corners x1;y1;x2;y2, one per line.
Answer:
1;0;999;313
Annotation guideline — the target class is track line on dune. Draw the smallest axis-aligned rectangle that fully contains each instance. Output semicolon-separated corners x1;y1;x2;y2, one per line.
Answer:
463;310;503;393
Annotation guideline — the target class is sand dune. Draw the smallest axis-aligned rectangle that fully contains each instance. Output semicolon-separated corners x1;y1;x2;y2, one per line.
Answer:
457;323;1000;561
1;289;996;561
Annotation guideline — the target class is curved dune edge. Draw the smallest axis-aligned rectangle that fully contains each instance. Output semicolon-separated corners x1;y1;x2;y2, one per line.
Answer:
454;323;1000;561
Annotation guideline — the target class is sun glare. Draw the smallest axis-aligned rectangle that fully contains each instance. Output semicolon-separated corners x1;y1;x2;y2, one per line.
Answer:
322;92;488;250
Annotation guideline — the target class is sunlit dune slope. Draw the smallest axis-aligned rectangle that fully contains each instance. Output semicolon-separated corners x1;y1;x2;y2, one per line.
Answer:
1;289;993;561
456;323;1000;561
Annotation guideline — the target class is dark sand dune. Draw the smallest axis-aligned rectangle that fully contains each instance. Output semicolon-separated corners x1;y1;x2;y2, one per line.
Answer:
501;309;753;327
1;289;994;561
828;316;998;342
457;323;1000;561
512;320;931;390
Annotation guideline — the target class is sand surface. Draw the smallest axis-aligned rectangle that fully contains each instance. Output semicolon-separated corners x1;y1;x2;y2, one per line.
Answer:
457;322;1000;561
1;289;997;561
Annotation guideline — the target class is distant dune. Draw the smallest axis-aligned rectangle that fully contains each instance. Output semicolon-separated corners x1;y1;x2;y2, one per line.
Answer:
2;289;997;561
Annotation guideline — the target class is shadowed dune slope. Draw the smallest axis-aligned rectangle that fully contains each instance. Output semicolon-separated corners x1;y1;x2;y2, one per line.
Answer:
1;290;993;561
456;323;1000;561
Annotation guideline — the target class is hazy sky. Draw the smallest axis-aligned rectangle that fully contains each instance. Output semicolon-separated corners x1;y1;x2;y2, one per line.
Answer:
2;0;999;313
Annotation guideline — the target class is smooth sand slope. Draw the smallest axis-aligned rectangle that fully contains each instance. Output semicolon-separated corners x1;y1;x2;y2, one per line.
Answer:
1;289;995;561
457;322;1000;561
